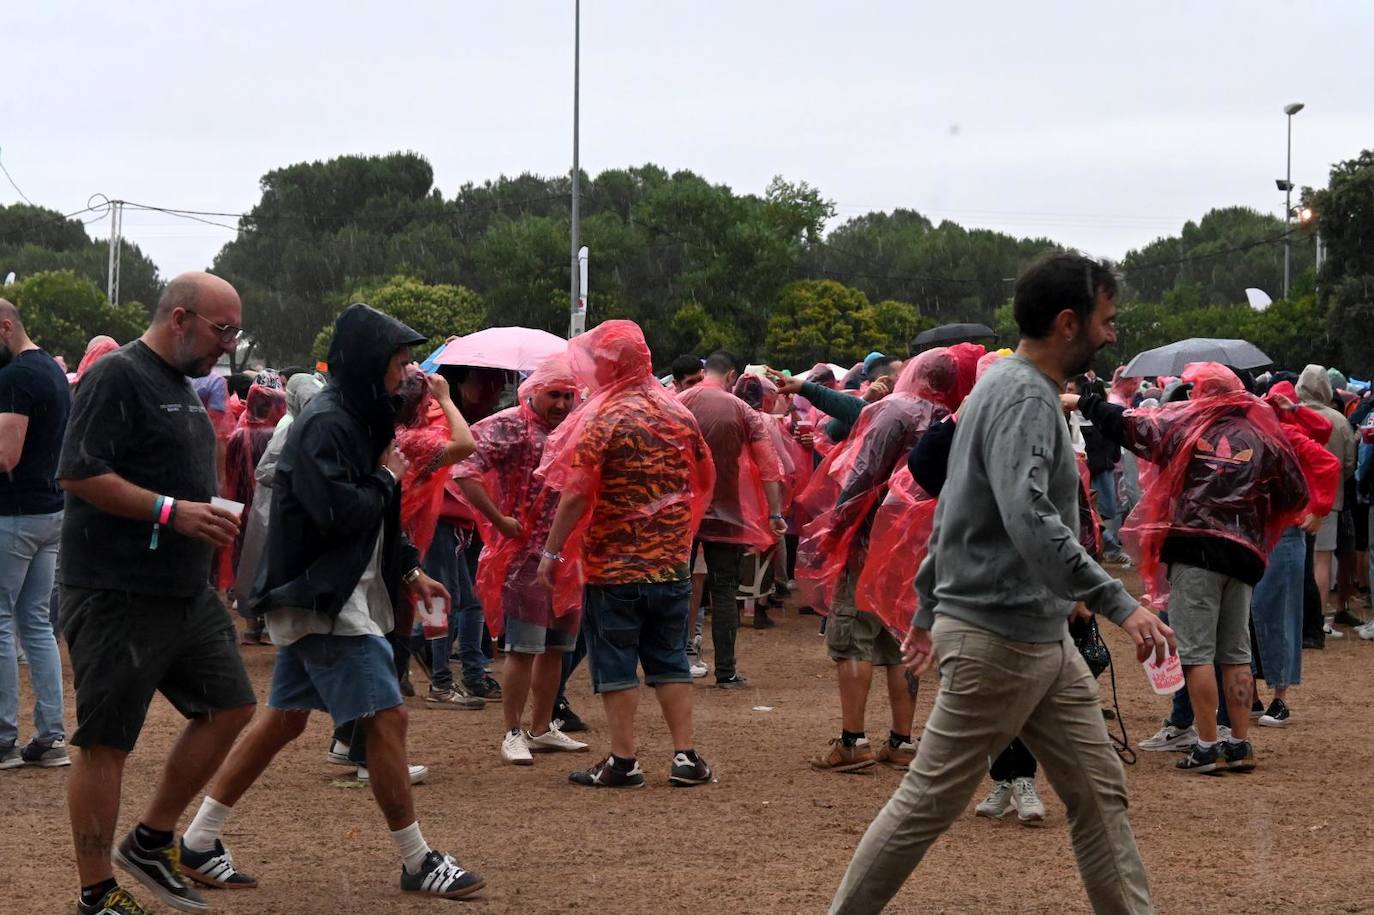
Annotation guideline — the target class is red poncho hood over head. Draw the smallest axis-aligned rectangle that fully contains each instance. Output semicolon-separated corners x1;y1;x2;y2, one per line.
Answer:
1121;362;1309;588
538;320;715;616
393;365;453;558
75;335;119;381
945;343;986;409
795;348;955;612
517;352;578;403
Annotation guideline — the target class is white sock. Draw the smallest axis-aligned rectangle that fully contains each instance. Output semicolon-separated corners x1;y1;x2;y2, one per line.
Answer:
1196;738;1216;749
391;821;431;874
183;797;232;853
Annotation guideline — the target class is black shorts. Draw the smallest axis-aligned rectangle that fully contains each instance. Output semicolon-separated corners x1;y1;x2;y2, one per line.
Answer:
1336;508;1357;554
61;585;257;752
1353;503;1369;553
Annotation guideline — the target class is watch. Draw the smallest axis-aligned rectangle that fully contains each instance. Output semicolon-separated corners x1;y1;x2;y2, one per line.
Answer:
402;566;422;585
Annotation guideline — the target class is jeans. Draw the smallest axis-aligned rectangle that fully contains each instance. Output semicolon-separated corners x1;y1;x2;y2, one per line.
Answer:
701;540;744;680
830;617;1152;914
0;511;65;746
558;624;587;705
1251;527;1305;690
1092;470;1121;550
415;522;485;690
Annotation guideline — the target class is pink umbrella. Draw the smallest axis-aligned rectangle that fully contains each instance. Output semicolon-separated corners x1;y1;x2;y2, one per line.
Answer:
432;326;567;372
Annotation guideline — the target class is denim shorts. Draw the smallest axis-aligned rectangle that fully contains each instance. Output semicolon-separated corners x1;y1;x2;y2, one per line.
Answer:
505;615;578;655
268;633;403;726
583;579;692;693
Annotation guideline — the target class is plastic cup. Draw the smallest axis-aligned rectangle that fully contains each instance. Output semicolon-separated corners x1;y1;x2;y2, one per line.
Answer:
1142;650;1184;695
211;496;245;516
417;595;448;640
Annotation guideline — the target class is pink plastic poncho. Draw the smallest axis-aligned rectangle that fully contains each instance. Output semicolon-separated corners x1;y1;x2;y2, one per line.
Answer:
455;355;580;636
796;349;955;614
74;335;119;383
734;373;809;515
680;377;783;552
1265;382;1340;520
221;381;287;586
537;321;715;617
1120;363;1309;590
391;367;455;559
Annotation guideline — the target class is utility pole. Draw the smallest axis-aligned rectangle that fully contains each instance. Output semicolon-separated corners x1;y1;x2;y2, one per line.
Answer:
1282;102;1304;299
106;199;123;306
568;0;585;338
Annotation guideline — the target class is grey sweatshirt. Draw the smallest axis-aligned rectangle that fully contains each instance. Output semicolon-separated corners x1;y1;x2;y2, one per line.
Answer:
913;355;1137;641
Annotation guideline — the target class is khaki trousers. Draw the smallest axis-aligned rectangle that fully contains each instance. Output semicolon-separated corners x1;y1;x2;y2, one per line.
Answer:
829;616;1153;915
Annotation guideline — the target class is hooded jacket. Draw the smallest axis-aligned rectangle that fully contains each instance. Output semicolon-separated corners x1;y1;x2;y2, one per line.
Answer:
1297;364;1357;510
249;304;425;621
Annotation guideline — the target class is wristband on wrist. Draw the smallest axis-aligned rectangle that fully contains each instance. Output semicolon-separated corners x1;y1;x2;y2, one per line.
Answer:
150;495;167;550
158;497;175;526
402;566;422;585
541;548;563;563
769;513;784;520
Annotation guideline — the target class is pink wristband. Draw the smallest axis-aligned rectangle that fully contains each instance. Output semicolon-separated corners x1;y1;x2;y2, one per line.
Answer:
158;497;174;526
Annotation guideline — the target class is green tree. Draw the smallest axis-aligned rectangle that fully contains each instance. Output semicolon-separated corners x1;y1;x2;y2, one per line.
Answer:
1309;149;1374;375
310;275;484;362
764;279;883;369
9;270;146;363
871;299;935;354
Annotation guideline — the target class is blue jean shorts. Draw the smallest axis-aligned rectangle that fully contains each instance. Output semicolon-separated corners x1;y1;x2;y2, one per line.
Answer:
268;634;403;726
505;615;578;655
583;579;693;693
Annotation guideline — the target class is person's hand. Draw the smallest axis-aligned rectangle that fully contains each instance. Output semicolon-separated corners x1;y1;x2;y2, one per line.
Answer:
495;514;523;539
765;369;803;396
1060;393;1081;414
1300;512;1322;534
380;444;408;479
796;431;816;448
863;377;892;403
900;625;936;676
172;501;240;548
1120;605;1176;665
536;554;558;591
425;372;452;403
404;570;450;613
769;515;787;538
1069;602;1092;623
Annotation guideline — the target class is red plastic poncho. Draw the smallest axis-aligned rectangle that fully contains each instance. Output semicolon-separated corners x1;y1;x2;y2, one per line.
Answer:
734;373;809;515
75;335;119;383
221;381;287;586
1120;363;1309;589
537;321;715;617
393;367;453;559
455;355;580;636
946;343;986;407
795;348;955;613
1265;382;1341;520
680;377;783;552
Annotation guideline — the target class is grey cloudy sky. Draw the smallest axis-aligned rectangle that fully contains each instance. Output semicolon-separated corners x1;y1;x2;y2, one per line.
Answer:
5;1;1368;279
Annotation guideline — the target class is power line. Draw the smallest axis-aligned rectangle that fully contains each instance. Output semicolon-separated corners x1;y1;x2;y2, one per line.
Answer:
0;148;36;206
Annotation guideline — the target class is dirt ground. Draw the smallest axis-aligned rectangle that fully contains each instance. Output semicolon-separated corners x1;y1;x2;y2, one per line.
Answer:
5;572;1374;914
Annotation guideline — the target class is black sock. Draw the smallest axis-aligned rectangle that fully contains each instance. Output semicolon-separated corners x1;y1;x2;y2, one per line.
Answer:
840;730;865;748
81;878;119;907
133;822;173;851
675;748;699;762
609;753;636;771
889;731;912;748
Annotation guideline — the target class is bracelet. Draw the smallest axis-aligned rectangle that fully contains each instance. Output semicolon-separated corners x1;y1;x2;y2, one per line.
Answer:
541;549;563;563
769;513;784;521
151;495;166;521
158;497;175;526
402;566;422;585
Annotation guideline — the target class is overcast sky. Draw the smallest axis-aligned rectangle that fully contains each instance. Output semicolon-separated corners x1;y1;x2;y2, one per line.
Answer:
4;1;1368;280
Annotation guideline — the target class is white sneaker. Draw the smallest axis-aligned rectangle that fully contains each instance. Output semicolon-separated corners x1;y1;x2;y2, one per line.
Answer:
1356;620;1374;639
1137;720;1197;751
501;729;533;765
327;738;353;766
1010;777;1046;826
690;660;709;678
524;725;589;753
356;763;428;784
1324;621;1345;640
975;781;1013;819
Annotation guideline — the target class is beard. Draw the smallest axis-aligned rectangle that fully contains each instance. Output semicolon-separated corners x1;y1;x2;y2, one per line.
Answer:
1064;339;1099;377
173;338;218;377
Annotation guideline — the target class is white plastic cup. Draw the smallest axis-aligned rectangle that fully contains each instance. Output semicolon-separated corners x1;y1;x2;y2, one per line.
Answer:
1142;650;1184;695
417;595;448;640
211;496;246;516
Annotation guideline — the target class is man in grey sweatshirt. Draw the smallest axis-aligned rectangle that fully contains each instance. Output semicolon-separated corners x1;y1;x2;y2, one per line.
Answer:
829;252;1175;915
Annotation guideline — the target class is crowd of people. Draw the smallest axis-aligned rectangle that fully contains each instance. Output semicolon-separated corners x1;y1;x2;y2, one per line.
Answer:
0;251;1370;913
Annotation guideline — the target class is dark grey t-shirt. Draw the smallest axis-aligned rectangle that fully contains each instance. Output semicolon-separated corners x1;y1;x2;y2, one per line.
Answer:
58;341;218;597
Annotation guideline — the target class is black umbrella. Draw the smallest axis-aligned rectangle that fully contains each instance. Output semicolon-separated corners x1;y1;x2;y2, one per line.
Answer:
1122;338;1272;378
912;323;996;349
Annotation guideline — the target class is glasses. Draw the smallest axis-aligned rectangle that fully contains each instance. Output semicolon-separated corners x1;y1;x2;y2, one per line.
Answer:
185;309;244;344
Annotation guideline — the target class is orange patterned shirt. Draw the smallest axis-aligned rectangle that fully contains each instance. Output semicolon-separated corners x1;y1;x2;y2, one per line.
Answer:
572;390;706;584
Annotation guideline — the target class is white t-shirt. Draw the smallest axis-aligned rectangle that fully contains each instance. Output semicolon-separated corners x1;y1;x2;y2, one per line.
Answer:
265;528;395;647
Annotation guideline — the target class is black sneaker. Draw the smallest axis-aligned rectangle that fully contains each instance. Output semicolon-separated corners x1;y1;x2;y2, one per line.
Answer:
399;850;485;899
1334;608;1365;627
114;832;208;912
77;885;153;915
1301;636;1324;650
178;838;258;889
752;609;776;630
552;699;588;733
1249;698;1265;719
668;752;713;787
715;674;750;689
1221;739;1257;772
463;675;503;700
1258;698;1291;728
1175;743;1223;774
21;736;71;767
569;756;645;788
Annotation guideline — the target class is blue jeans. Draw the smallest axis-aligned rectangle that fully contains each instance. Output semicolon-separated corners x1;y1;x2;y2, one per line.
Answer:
1251;527;1305;690
1092;470;1121;550
0;512;65;746
583;579;693;693
415;522;485;690
1161;611;1232;730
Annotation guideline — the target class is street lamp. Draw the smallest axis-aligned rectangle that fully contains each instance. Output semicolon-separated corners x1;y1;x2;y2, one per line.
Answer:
1281;102;1304;298
568;0;584;338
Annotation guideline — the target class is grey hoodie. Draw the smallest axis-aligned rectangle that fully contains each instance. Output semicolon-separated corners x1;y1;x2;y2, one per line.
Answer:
1297;364;1357;509
913;355;1136;641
